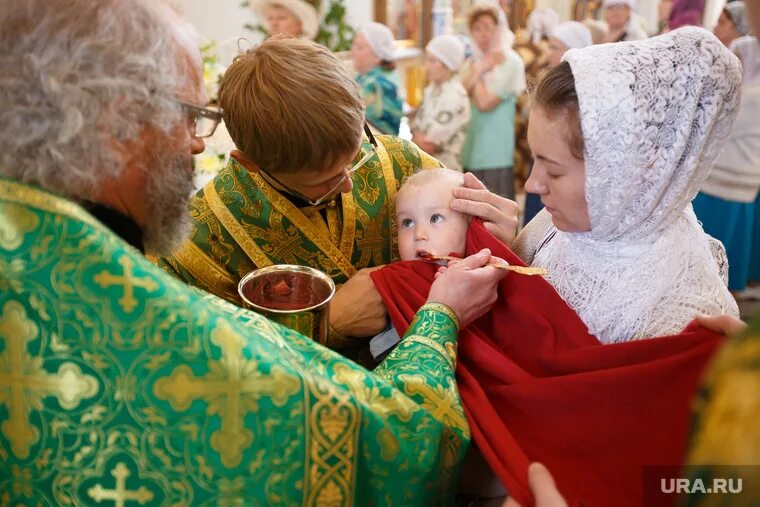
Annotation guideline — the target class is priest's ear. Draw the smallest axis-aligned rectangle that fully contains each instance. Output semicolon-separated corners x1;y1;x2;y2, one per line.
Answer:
98;96;162;174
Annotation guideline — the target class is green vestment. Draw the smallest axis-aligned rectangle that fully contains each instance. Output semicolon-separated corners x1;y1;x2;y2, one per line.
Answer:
159;136;440;305
0;177;469;505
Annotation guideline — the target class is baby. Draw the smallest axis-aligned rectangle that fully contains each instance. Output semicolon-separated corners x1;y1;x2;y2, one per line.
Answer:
370;168;472;359
372;167;728;505
395;168;471;262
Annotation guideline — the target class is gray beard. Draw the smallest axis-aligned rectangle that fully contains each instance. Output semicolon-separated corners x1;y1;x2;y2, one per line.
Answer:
141;152;195;257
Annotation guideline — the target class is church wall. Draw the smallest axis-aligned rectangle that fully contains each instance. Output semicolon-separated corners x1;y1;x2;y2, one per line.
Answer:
180;0;374;66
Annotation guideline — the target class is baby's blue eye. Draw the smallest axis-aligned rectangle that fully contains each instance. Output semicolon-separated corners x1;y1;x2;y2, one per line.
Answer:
430;214;444;224
401;218;413;228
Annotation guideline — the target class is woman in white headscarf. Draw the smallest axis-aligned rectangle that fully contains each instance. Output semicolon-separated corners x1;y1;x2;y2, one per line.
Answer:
516;8;557;223
547;21;593;66
461;4;526;199
524;20;594;227
250;0;320;40
351;22;403;135
526;7;560;44
713;1;752;48
411;35;470;171
516;27;741;344
692;35;760;295
603;0;648;41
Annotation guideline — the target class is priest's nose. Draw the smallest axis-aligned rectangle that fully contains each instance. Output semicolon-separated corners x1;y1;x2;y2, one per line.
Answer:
339;176;353;194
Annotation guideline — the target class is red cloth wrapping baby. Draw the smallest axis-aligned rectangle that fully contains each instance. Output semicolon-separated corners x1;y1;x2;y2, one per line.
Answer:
370;219;724;506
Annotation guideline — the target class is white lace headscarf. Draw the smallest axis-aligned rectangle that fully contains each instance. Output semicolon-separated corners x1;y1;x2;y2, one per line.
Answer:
533;27;741;344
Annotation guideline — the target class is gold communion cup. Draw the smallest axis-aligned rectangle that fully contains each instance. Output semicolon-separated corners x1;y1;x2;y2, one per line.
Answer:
238;265;336;345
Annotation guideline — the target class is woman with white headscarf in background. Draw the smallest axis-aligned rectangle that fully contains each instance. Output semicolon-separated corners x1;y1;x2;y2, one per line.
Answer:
515;8;558;222
521;21;594;226
516;27;740;344
713;1;751;47
351;22;403;135
412;35;470;171
526;7;560;45
604;0;648;41
692;31;760;296
461;4;526;199
250;0;320;40
547;21;593;67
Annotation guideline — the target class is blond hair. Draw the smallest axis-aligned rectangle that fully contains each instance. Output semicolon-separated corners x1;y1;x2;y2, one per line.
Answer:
218;37;364;174
397;168;465;205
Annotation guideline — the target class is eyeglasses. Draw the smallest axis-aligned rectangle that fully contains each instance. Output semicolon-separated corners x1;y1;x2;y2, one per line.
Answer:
179;101;224;138
260;123;379;207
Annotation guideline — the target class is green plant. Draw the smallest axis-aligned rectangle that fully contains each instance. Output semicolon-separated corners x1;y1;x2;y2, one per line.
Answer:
241;0;355;52
199;40;225;100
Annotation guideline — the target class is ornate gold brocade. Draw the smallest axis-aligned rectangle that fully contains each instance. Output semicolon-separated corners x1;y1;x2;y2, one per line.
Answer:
1;178;468;506
160;136;442;312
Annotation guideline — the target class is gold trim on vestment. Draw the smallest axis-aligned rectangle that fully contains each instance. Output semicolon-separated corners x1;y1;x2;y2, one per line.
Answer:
326;207;341;246
339;189;356;261
302;373;359;507
247;171;357;279
203;180;274;270
419;302;461;330
404;335;456;370
419;148;442;170
0;178;103;231
171;240;238;299
376;140;400;261
302;207;331;240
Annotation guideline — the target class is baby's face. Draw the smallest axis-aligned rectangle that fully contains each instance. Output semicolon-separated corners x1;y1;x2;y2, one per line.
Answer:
396;179;469;261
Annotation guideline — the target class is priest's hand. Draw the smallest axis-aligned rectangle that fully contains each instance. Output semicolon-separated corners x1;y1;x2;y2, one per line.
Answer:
427;249;506;328
503;463;568;507
450;172;519;246
329;266;388;338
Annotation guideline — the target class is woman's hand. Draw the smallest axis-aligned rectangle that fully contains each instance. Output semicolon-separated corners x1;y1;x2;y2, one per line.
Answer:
329;267;388;338
451;172;519;246
427;249;506;328
695;314;747;336
503;463;568;507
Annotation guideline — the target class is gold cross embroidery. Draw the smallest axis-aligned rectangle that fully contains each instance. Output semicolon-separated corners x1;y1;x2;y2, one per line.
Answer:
87;462;154;507
0;301;99;459
154;320;300;468
94;256;159;313
356;209;387;267
398;373;468;432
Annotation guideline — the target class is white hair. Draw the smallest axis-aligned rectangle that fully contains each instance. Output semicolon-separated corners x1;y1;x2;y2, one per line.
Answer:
0;0;194;201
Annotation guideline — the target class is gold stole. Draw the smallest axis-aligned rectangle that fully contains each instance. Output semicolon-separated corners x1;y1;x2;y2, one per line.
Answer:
202;139;400;284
